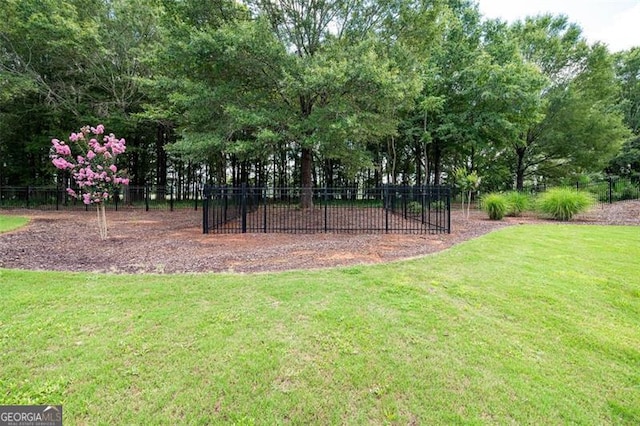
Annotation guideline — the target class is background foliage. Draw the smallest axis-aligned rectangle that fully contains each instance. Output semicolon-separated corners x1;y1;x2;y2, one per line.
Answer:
1;0;637;193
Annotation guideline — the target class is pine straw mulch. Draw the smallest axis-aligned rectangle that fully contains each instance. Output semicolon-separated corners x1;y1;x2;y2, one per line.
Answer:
0;201;638;274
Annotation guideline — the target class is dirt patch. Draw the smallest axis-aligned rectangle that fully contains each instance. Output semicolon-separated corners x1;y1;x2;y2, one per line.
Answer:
1;202;638;274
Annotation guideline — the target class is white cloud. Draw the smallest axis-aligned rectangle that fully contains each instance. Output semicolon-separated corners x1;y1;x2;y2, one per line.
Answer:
589;3;640;51
476;0;640;52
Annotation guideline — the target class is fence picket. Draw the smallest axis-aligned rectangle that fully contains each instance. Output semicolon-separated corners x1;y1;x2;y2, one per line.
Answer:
202;185;452;235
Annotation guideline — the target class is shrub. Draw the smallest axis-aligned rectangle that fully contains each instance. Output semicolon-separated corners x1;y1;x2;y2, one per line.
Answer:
482;193;508;220
613;180;639;201
407;201;423;214
537;188;594;221
504;191;531;217
429;200;446;211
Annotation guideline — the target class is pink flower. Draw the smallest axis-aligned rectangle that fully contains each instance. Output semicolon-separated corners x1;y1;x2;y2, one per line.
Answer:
53;125;130;210
52;157;74;170
51;139;72;156
91;124;105;135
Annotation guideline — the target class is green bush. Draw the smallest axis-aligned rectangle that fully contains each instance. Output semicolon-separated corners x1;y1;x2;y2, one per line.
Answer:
537;188;594;221
482;193;508;220
504;191;530;217
407;201;423;214
429;200;446;211
613;180;639;201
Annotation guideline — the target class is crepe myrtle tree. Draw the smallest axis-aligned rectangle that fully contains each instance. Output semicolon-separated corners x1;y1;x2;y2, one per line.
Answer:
50;124;130;240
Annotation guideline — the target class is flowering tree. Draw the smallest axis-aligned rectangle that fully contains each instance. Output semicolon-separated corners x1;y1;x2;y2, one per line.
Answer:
51;124;129;240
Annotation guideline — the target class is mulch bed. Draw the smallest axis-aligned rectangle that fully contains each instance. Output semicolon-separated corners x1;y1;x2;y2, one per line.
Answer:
1;201;638;274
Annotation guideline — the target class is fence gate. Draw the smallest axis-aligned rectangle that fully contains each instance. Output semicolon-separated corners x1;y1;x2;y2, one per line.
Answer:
202;185;451;234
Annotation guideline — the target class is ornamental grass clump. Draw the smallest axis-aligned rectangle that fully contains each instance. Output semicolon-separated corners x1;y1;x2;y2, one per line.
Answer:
50;125;129;240
504;191;531;217
537;187;594;221
481;193;508;220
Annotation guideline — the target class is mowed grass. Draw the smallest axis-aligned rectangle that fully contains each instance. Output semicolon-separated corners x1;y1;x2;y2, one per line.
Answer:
0;215;29;233
1;225;639;424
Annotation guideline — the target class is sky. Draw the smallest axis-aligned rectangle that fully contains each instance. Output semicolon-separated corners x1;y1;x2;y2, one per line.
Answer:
476;0;640;52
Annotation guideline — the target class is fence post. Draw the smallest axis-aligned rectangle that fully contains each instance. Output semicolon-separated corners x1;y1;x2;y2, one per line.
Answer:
241;183;247;233
608;177;613;204
202;185;210;234
421;186;426;225
25;185;30;209
402;186;408;219
145;185;150;212
384;186;389;233
576;181;580;191
263;187;267;233
447;187;451;234
323;187;328;233
223;187;228;223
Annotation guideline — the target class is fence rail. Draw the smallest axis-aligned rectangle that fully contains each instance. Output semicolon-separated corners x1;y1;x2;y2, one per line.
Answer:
0;185;200;211
580;178;640;205
202;185;451;234
523;177;640;205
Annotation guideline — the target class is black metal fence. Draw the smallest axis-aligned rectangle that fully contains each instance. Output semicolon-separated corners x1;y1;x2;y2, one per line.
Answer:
579;178;640;205
202;185;451;234
0;185;200;211
524;177;640;205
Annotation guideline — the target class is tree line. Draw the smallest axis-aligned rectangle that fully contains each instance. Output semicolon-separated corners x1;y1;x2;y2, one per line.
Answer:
1;0;639;202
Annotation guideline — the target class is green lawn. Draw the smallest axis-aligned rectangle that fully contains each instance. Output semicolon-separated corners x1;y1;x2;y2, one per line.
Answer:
0;215;29;233
1;224;639;424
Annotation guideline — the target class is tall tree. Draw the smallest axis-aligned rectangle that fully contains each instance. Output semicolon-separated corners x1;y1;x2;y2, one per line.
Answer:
507;15;629;189
243;0;421;206
0;0;101;183
608;47;640;179
400;0;484;185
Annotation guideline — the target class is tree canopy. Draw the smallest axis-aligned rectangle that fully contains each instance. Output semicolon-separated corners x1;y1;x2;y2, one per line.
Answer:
0;0;636;193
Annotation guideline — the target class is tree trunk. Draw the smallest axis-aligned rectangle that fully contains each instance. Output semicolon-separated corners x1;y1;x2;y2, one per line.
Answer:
515;146;526;191
432;144;442;185
324;159;334;188
298;93;315;208
96;203;107;240
156;122;168;197
415;141;422;186
301;147;313;208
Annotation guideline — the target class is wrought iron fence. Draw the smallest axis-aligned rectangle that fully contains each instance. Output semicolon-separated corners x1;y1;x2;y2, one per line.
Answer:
0;185;200;211
202;185;451;234
579;178;640;205
524;177;640;205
